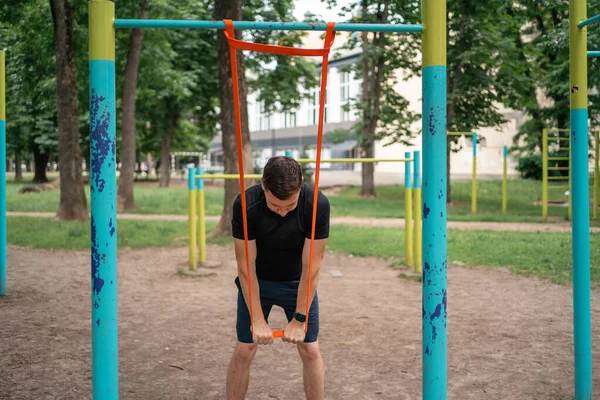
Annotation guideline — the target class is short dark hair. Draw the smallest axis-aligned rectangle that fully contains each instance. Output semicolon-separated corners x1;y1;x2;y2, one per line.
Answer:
262;156;303;200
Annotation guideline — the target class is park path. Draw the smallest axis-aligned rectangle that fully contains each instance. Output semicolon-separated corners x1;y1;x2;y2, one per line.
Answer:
7;211;600;233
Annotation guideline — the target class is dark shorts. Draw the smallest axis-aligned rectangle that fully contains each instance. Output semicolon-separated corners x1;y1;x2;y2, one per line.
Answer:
235;277;319;344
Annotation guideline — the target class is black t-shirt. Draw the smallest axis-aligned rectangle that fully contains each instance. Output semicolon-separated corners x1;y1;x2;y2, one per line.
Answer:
232;184;330;281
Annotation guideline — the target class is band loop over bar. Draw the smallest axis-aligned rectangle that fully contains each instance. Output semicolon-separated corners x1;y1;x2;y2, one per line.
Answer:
223;19;335;338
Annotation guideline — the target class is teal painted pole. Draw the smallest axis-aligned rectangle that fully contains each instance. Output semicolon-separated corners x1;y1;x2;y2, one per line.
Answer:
414;151;421;190
588;51;600;57
571;0;593;398
0;50;6;296
115;19;423;33
90;1;118;398
422;0;447;398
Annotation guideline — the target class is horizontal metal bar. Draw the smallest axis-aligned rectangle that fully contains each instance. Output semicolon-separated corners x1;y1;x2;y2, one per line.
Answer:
115;19;423;33
589;51;600;57
548;167;570;171
548;185;569;189
549;157;570;161
548;129;571;133
195;174;262;180
556;147;571;151
296;158;412;163
579;14;600;28
447;131;474;136
548;176;570;180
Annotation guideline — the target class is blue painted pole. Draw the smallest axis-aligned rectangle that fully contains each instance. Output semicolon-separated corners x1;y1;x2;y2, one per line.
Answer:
90;1;118;398
115;19;423;33
588;51;600;57
422;0;447;398
578;13;600;28
0;50;6;296
571;0;593;398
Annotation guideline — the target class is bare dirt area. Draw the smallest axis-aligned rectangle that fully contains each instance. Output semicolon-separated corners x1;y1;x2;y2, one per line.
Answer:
1;244;599;400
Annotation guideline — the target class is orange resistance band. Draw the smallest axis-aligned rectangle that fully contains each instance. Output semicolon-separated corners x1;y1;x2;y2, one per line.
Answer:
224;20;335;339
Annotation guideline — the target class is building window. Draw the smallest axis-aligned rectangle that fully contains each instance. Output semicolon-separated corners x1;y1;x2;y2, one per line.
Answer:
284;112;297;128
257;101;270;131
340;71;351;122
309;87;327;125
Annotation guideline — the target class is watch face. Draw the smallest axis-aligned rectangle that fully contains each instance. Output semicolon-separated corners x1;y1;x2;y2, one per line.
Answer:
294;312;306;322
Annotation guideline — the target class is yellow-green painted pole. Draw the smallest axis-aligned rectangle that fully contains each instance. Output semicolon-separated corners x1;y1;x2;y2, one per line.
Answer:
570;0;592;396
413;151;422;273
0;50;6;297
188;167;197;270
422;0;448;396
90;1;118;397
404;152;413;268
594;131;599;219
502;146;508;214
472;132;477;213
197;168;206;264
543;128;549;221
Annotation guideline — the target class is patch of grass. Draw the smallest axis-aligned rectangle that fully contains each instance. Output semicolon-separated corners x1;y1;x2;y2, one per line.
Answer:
6;216;220;249
327;225;600;285
8;179;592;225
8;216;599;285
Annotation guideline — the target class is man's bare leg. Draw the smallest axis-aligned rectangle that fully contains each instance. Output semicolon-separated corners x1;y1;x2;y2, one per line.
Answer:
297;342;325;400
226;342;258;400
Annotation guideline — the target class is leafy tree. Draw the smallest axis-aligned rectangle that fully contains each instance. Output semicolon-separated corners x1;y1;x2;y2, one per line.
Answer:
0;1;58;183
212;0;326;236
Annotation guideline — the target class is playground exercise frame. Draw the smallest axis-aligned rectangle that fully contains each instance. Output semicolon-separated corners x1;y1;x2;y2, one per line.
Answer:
186;156;422;273
86;0;592;399
89;1;446;397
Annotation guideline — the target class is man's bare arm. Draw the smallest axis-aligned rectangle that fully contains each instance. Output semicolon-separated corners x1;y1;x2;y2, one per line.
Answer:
234;238;273;344
296;238;328;315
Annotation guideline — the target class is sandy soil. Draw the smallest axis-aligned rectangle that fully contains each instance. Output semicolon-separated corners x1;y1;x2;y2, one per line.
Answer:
8;211;598;234
1;244;599;399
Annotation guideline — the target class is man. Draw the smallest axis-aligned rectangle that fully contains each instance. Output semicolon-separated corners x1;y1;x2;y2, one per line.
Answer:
226;156;330;400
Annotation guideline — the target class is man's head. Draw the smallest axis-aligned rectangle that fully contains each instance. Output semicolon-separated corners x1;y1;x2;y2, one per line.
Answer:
261;156;303;217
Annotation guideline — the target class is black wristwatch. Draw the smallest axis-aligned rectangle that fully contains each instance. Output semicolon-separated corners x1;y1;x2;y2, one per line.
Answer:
293;312;306;323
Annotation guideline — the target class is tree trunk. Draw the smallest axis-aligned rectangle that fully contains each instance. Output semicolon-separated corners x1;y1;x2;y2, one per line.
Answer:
6;159;11;172
212;0;254;237
32;146;50;183
14;152;22;180
360;28;375;197
117;3;148;212
49;0;88;221
158;126;173;188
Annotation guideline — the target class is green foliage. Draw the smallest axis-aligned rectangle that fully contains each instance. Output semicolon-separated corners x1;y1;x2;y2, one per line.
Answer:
322;0;421;147
515;154;543;180
0;1;59;165
242;0;320;113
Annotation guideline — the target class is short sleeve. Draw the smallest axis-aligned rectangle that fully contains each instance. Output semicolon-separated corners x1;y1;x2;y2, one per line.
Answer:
306;191;330;240
232;194;256;240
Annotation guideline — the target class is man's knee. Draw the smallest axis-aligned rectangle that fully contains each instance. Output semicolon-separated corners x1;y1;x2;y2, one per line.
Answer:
233;342;258;366
297;342;321;363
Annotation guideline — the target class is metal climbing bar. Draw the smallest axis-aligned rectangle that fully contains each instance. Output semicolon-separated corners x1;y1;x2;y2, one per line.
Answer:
589;51;600;57
296;158;412;163
114;19;424;33
578;13;600;28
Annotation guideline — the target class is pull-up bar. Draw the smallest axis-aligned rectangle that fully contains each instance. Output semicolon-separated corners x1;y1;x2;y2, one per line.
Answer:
578;14;600;28
588;51;600;57
114;19;424;33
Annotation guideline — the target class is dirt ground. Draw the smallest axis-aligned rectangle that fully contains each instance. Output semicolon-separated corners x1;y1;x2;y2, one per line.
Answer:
1;244;599;400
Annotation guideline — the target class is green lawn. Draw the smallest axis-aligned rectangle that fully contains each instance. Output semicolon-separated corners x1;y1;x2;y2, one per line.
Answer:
7;178;591;223
7;216;599;285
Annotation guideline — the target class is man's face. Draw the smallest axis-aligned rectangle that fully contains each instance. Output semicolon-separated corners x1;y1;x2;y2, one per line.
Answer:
261;181;300;217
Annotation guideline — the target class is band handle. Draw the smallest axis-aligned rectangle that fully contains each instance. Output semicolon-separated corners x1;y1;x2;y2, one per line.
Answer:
272;329;284;339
